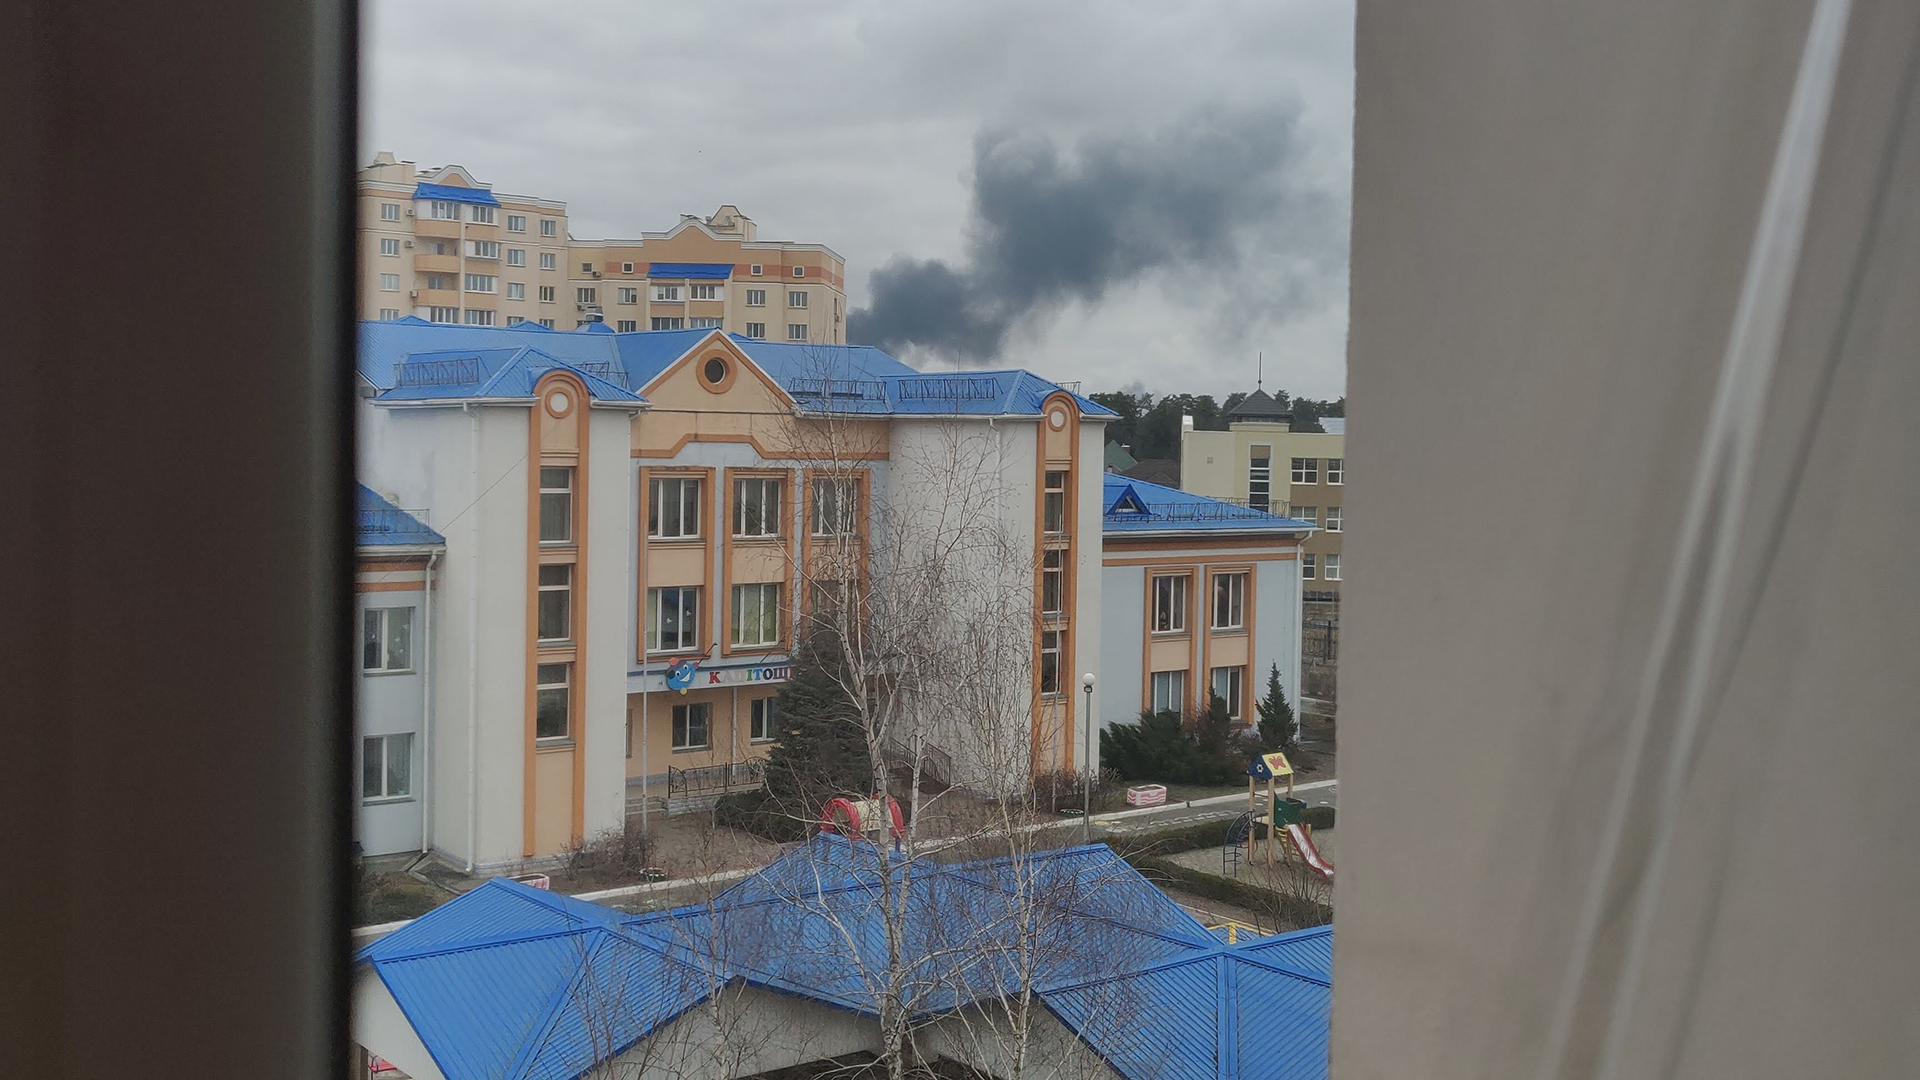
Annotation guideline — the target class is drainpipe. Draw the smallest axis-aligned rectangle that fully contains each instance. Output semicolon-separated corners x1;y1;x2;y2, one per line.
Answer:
419;550;438;856
464;403;480;873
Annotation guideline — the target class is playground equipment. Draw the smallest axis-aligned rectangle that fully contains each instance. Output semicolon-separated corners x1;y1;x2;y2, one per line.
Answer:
819;794;905;843
1239;751;1334;882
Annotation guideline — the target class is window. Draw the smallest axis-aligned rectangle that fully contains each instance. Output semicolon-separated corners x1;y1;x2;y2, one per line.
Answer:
1291;457;1318;484
617;287;638;305
429;200;459;220
1212;572;1246;630
1040;629;1063;695
378;273;399;292
1043;470;1067;535
379;308;400;321
425;274;450;290
537;563;571;642
649;476;701;539
469;204;495;224
535;663;570;740
750;697;776;743
361;734;413;801
465;273;495;293
792;265;805;278
745;288;766;307
785;290;808;309
617;320;637;333
468;240;499;259
1211;666;1245;721
1327;458;1345;485
380;202;401;222
507;248;526;267
1325;506;1342;532
576;287;596;304
361;606;413;672
506;282;525;300
787;323;809;341
672;702;710;750
1152;574;1188;633
1150;670;1187;715
1302;553;1317;580
621;262;635;274
428;306;459;323
744;322;766;339
690;317;723;329
426;240;451;256
645;586;700;653
539;252;556;271
653;284;681;302
749;263;763;276
379;237;400;256
539;285;555;302
539;467;572;543
812;477;858;536
1294;506;1317;525
540;218;557;237
731;582;781;648
651;317;685;330
691;283;719;300
1042;549;1066;616
507;214;526;233
463;309;495;326
1325;553;1342;581
1248;446;1272;511
506;315;524;326
581;261;594;274
539;318;554;328
734;476;782;537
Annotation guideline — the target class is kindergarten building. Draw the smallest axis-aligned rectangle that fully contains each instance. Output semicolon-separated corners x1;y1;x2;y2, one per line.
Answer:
353;319;1312;866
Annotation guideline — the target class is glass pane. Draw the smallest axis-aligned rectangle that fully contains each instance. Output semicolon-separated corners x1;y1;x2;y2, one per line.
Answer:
540;467;570;491
387;734;412;796
679;589;698;646
764;483;780;530
691;706;708;747
682;483;699;535
387;608;412;670
538;589;569;641
536;686;568;739
662;481;681;536
540;491;570;542
645;590;659;652
362;609;381;670
362;737;382;798
647;482;661;535
761;586;779;642
661;590;681;647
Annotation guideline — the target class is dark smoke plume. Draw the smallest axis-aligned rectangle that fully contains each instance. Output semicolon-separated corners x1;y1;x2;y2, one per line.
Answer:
849;104;1340;363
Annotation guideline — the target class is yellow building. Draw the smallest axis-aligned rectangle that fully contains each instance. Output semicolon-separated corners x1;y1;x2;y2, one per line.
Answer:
355;153;847;343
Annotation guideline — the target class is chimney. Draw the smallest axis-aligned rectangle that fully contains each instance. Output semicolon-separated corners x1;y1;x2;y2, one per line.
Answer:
1181;414;1195;433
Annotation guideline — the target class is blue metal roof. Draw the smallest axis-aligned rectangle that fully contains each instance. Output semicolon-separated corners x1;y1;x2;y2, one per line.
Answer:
355;837;1331;1080
1104;475;1314;536
412;182;501;207
374;346;641;404
646;262;733;279
356;485;444;548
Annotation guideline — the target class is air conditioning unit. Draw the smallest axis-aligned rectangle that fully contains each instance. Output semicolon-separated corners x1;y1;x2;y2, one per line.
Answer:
591;270;602;279
408;290;419;298
403;240;413;249
405;208;415;217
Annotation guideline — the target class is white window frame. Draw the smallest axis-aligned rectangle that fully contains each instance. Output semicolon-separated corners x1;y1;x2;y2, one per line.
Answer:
506;214;526;233
537;563;572;643
463;309;495;326
812;477;858;537
672;701;710;751
1325;553;1342;581
1041;549;1066;616
506;315;524;326
649;476;702;540
379;237;400;257
1325;506;1342;533
465;273;496;293
535;663;570;741
744;322;766;339
468;240;500;259
749;263;763;276
749;697;776;743
787;290;809;309
1040;628;1063;696
1291;457;1319;484
1043;470;1068;535
506;282;525;300
787;323;809;342
1302;553;1317;580
539;318;554;328
1248;446;1272;511
378;273;399;292
621;261;635;274
1327;458;1345;485
576;287;596;304
428;306;459;324
581;261;594;275
653;284;682;302
539;467;573;544
361;606;414;673
1212;571;1246;630
690;317;723;329
645;586;701;654
1294;506;1317;525
731;582;782;648
539;252;557;271
540;218;557;237
617;287;638;305
651;317;685;331
379;202;401;222
539;285;556;303
745;288;766;307
469;204;495;224
616;320;637;333
1151;574;1189;634
428;200;460;220
1211;665;1244;721
379;308;400;321
1150;670;1186;715
691;283;719;300
733;476;783;538
361;733;414;802
792;265;805;278
506;248;526;267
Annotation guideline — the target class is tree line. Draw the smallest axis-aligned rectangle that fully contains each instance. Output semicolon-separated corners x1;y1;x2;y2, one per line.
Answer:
1087;389;1347;462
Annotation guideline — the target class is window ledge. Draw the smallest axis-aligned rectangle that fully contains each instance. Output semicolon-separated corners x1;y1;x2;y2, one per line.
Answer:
361;668;416;678
1149;630;1191;639
671;745;712;755
535;738;575;751
731;534;784;544
648;536;704;545
1209;626;1248;636
361;795;416;806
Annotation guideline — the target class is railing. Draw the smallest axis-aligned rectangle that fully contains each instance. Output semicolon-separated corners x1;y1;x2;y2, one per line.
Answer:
665;759;766;798
1105;500;1286;523
891;376;1004;402
393;356;482;388
785;377;887;401
570;360;631;389
357;507;433;539
881;739;952;789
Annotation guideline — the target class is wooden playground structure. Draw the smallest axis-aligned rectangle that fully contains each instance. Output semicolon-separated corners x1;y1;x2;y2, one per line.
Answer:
1225;751;1335;881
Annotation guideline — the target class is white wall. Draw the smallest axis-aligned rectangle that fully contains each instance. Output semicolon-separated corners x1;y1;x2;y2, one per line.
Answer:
582;405;635;843
355;585;428;856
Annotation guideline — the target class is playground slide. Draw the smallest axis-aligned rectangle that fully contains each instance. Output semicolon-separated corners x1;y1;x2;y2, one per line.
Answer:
1285;824;1336;881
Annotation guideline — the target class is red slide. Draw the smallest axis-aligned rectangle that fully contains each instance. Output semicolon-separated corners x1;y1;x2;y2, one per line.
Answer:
1285;824;1336;882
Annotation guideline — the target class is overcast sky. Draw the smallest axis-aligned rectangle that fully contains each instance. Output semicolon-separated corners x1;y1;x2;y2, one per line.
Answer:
363;1;1354;401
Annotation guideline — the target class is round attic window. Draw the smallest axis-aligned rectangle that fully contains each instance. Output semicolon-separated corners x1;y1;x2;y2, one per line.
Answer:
545;389;572;417
1048;407;1069;430
704;357;728;385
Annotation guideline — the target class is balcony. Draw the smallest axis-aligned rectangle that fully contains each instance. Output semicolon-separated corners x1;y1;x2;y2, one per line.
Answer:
413;251;459;274
414;217;460;239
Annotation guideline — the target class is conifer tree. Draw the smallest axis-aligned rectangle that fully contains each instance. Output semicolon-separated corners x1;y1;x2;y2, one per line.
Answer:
718;630;873;839
1255;662;1299;753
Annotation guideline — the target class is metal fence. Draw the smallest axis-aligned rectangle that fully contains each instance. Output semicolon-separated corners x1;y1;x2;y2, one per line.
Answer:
665;759;765;798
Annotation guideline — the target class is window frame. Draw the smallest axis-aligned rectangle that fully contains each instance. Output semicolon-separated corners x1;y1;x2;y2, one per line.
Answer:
576;286;596;304
462;309;495;326
538;467;573;544
653;284;682;302
539;252;557;271
1248;446;1272;511
1150;670;1187;715
733;475;783;539
690;283;719;300
379;237;400;257
1327;457;1345;485
616;320;637;333
792;265;805;278
468;240;499;260
469;204;495;225
427;306;458;324
464;273;495;293
745;288;766;307
536;563;572;643
1325;506;1342;533
617;287;638;305
1151;573;1189;634
1211;571;1246;630
379;202;401;222
506;214;526;233
506;282;525;300
378;273;399;292
506;248;526;267
1294;506;1317;526
540;218;557;237
811;476;859;537
1041;549;1066;617
1040;628;1063;696
1043;470;1068;535
1325;553;1342;581
787;323;808;341
1302;553;1317;580
744;321;766;339
539;285;556;303
361;606;414;674
648;475;702;540
749;697;776;743
788;289;808;308
535;662;571;741
651;317;685;331
730;581;782;649
361;732;414;802
671;701;710;751
1291;457;1319;484
644;585;701;654
1210;665;1245;721
428;200;459;220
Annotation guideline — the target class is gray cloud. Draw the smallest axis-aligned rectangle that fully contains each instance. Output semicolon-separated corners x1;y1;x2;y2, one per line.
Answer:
850;105;1343;365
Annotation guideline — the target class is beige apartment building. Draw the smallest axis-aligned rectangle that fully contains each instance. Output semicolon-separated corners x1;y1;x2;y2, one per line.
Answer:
1180;390;1346;601
354;153;847;342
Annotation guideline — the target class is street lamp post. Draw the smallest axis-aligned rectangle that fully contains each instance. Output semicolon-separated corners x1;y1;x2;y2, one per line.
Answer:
1081;672;1097;843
